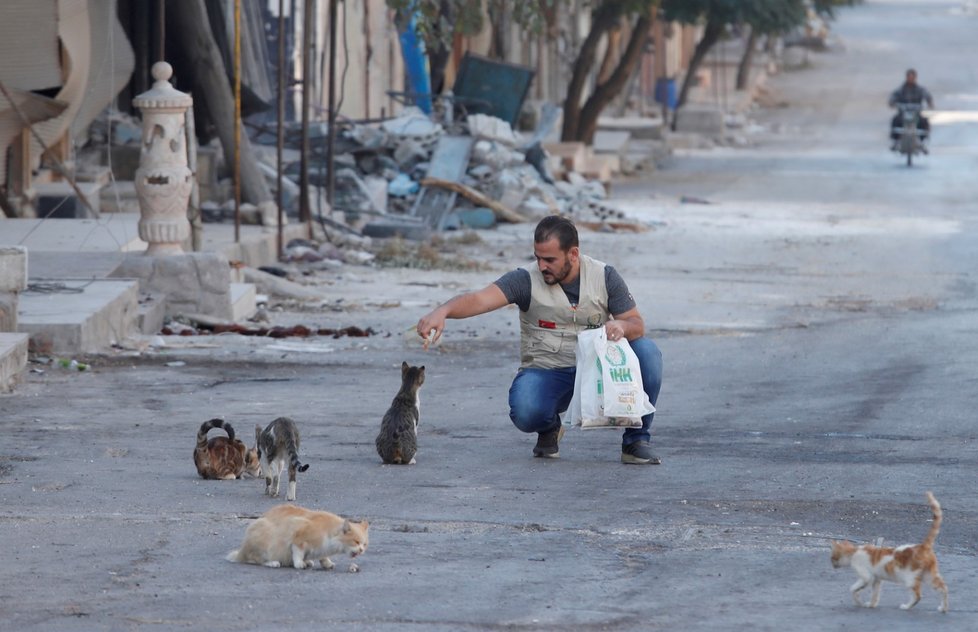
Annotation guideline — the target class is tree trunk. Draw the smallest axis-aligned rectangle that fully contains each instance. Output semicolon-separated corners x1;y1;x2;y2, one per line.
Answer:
560;6;621;142
574;15;652;144
168;0;272;206
736;27;757;91
427;43;451;96
596;26;622;85
426;0;455;95
672;17;724;129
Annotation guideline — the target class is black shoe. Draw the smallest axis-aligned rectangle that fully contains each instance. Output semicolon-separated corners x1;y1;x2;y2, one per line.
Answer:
533;426;565;458
621;441;661;464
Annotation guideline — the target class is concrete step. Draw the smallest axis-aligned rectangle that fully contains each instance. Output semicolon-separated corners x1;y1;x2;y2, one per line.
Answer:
137;293;167;335
19;279;139;354
230;283;256;322
0;332;29;392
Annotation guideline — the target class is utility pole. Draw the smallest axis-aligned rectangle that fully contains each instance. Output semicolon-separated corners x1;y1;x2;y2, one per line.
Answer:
299;0;313;230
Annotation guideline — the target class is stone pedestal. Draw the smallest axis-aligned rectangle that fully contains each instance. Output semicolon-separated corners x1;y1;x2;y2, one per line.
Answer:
111;252;233;321
0;246;28;331
132;62;193;255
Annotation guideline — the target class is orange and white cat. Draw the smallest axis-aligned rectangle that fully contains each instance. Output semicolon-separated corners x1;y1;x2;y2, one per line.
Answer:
226;504;369;572
830;491;948;612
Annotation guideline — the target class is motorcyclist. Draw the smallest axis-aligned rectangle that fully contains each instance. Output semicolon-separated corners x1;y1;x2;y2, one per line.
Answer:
889;68;934;150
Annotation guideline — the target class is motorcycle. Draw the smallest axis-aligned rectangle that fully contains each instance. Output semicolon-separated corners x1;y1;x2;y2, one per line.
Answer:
893;102;927;166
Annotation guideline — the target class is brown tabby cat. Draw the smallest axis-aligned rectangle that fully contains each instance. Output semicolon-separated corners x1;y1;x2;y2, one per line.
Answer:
255;417;309;501
193;418;260;480
375;362;425;464
226;504;369;572
830;492;948;612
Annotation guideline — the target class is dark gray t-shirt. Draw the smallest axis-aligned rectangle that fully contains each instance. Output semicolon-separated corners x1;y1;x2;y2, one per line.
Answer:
493;265;636;315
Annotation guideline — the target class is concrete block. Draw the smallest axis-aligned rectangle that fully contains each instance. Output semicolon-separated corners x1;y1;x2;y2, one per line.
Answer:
137;293;167;335
0;246;28;293
0;332;29;392
543;142;589;172
111;252;233;321
194;253;232;294
580;154;617;184
19;280;139;354
230;283;257;321
0;293;18;331
592;130;631;156
674;105;726;136
154;256;199;292
598;116;665;140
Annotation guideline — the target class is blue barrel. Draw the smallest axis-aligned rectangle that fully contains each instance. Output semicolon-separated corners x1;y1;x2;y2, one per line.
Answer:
398;13;433;114
654;78;677;110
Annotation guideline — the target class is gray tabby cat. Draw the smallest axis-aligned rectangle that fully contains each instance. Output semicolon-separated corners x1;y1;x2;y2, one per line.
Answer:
255;417;310;501
375;362;425;465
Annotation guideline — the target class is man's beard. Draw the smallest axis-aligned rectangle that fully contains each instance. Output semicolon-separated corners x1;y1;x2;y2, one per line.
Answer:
542;260;572;285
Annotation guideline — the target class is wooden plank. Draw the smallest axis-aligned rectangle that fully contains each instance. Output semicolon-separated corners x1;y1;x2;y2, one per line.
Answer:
421;177;527;224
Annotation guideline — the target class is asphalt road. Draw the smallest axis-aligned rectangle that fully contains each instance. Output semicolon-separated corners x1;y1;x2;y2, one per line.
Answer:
3;1;978;630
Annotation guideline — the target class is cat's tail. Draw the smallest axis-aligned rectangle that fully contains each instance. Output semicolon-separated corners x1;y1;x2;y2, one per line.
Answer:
226;549;242;563
197;418;234;448
923;491;942;548
290;451;310;473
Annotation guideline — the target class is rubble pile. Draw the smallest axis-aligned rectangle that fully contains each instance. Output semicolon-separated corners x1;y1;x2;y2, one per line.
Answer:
320;107;634;232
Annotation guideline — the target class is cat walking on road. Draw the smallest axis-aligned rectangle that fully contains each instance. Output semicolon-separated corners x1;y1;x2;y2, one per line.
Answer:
830;491;948;612
256;417;309;501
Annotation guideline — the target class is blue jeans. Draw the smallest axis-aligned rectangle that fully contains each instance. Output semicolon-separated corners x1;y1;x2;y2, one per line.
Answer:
508;337;663;446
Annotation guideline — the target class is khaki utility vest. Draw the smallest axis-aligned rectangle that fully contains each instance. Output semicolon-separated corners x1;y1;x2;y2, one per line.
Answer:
518;254;610;369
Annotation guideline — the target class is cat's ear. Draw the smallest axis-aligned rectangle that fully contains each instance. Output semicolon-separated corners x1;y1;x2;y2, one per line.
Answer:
401;361;409;376
342;519;352;533
418;366;425;384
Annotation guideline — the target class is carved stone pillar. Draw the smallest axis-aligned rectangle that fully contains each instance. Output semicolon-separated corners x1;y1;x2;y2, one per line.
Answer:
132;62;193;254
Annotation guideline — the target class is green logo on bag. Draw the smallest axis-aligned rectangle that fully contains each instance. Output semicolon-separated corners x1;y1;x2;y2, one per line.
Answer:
604;344;627;367
608;367;632;383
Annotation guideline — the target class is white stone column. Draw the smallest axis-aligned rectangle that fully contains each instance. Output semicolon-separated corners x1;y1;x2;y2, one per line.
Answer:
132;62;194;254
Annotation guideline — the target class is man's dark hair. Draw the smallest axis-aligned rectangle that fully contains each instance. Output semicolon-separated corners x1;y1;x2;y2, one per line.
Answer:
534;215;579;251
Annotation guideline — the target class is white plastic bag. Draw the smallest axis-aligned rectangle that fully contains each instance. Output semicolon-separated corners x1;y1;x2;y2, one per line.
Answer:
563;328;654;429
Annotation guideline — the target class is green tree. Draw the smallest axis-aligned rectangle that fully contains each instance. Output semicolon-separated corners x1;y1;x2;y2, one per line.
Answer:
734;0;859;90
389;0;659;144
560;1;658;143
735;0;807;90
660;0;736;118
